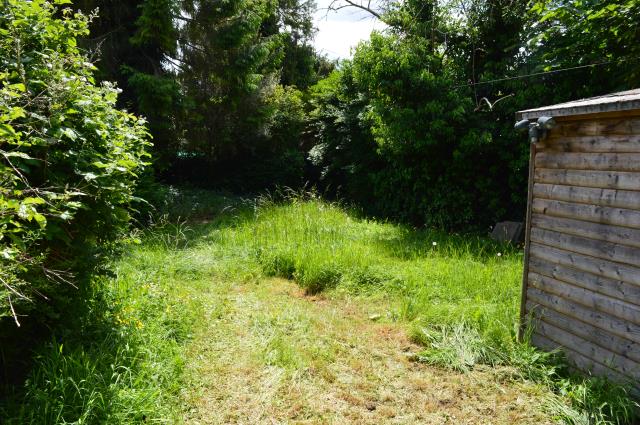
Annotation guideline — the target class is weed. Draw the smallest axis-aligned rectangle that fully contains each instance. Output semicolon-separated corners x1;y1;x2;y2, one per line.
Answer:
144;214;194;250
411;324;494;372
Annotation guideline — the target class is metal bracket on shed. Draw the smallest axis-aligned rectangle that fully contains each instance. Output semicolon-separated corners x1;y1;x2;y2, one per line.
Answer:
514;116;556;144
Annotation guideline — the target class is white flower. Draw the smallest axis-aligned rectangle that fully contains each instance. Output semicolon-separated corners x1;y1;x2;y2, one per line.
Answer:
432;242;437;246
497;252;502;257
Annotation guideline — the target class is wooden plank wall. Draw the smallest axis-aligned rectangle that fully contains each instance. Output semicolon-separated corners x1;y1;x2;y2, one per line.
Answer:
522;113;640;392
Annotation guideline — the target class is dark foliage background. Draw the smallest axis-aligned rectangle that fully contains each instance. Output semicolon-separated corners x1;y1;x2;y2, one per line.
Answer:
71;0;640;230
307;0;640;230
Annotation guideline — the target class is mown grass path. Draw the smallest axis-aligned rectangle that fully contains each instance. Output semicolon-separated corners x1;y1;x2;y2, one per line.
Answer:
180;277;551;424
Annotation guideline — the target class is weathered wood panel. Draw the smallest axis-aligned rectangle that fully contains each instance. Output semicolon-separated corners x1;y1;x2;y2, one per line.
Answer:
530;227;640;267
526;287;640;344
538;135;640;153
520;105;640;389
535;168;640;190
531;214;640;249
536;152;640;172
532;198;640;229
533;319;640;380
533;184;640;211
526;302;640;363
549;117;640;137
528;272;640;324
530;333;634;388
529;243;640;286
529;256;640;305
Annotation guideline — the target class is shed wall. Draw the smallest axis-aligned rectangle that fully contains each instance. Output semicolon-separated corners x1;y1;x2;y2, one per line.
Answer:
522;113;640;391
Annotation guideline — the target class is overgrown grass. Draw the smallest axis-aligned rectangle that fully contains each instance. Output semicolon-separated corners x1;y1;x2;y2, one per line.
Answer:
2;188;638;424
188;190;638;424
203;191;524;346
0;232;202;423
0;282;190;423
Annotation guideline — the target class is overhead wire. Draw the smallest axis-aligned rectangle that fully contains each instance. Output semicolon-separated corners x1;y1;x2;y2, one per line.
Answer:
393;1;638;90
336;1;638;91
452;56;640;89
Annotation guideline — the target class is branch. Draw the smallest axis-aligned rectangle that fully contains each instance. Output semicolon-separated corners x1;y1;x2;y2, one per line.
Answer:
0;275;27;327
474;93;515;111
163;55;188;72
172;13;196;23
326;0;383;20
7;294;20;327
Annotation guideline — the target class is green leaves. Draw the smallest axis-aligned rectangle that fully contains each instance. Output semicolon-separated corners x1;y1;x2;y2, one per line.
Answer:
7;83;26;93
59;127;78;141
0;124;17;138
530;0;640;87
16;198;47;228
0;0;150;320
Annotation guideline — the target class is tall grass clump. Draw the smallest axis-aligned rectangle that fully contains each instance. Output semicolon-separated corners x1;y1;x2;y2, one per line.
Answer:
220;191;522;342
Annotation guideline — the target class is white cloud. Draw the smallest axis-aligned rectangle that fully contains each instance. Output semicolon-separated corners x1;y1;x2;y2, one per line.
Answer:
312;0;387;59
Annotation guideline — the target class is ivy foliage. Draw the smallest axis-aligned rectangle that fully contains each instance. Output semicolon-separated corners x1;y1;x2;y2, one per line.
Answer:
0;0;150;322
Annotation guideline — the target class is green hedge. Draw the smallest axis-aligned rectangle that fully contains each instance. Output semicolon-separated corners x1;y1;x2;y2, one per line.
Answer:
307;34;521;230
0;0;150;324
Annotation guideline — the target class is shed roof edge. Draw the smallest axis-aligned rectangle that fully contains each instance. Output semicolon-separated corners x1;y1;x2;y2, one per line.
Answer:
516;89;640;120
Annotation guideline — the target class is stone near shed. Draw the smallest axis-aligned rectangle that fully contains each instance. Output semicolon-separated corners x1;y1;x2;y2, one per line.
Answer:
490;221;523;244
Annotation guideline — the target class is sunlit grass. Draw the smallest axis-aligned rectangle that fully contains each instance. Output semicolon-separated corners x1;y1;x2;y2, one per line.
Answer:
2;188;637;424
186;192;524;350
180;190;638;424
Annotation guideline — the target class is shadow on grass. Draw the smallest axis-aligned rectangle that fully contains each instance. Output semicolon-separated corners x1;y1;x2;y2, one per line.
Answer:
0;284;120;422
371;224;521;263
0;274;185;424
0;237;195;423
0;189;238;423
136;187;259;251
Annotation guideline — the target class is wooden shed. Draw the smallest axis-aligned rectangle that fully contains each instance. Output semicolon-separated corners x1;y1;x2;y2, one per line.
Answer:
517;89;640;391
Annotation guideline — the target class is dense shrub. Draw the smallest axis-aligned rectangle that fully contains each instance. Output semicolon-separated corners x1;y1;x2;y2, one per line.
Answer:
308;33;512;230
307;0;640;232
0;0;150;324
164;84;306;191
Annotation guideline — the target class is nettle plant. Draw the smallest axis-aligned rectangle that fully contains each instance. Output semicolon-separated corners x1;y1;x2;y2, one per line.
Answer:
0;0;150;324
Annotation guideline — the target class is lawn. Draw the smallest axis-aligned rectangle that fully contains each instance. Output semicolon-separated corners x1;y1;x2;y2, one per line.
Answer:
2;189;637;424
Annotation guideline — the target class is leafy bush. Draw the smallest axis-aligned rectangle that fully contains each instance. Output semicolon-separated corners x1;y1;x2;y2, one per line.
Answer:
0;0;150;323
308;33;513;230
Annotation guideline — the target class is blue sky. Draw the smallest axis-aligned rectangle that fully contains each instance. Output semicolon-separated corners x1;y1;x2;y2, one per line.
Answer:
312;0;386;59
